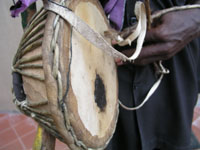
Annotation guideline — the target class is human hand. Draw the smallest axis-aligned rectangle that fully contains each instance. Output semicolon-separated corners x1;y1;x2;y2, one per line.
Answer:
115;8;200;66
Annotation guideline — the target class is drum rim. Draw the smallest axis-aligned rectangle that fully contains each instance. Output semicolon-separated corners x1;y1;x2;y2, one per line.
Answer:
42;0;119;149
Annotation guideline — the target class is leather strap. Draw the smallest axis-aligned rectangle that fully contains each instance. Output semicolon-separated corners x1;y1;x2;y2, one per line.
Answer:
44;0;146;62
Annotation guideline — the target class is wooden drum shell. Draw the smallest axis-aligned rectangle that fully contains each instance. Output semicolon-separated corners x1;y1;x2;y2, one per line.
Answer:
13;0;118;149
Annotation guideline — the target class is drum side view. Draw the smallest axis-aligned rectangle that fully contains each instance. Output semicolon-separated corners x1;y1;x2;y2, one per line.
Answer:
12;8;64;140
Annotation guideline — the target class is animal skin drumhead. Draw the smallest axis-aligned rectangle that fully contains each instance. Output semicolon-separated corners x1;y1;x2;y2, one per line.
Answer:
42;0;118;149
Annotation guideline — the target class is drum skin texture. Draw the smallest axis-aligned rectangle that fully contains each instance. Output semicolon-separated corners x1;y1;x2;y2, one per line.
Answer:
12;0;119;149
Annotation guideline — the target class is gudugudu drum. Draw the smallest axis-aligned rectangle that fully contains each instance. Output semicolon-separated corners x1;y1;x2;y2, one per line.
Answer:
12;0;119;149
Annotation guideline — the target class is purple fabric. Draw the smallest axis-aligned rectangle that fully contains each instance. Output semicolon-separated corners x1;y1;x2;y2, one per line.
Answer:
104;0;126;31
10;0;37;17
104;0;118;14
10;0;126;30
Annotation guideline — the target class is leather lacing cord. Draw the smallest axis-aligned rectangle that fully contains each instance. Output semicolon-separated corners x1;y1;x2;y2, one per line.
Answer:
118;61;169;111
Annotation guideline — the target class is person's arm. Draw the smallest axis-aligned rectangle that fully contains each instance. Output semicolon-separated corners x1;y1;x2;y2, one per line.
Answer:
117;6;200;65
188;0;200;4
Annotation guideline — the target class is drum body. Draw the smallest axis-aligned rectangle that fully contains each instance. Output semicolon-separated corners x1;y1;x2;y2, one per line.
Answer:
12;0;118;149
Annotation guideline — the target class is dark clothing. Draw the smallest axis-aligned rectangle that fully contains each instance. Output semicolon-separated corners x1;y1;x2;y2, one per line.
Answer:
101;0;200;150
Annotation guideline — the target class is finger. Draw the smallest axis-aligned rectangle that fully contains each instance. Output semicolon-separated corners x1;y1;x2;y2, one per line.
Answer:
134;55;165;65
115;58;124;66
111;39;118;45
116;61;124;66
135;46;177;65
137;42;174;60
115;58;121;63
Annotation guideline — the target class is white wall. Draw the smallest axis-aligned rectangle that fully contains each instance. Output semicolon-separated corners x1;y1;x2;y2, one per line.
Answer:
0;0;43;112
0;0;23;112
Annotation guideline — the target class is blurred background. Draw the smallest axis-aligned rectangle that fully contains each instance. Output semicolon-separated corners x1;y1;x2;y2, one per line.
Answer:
0;0;23;112
0;0;45;112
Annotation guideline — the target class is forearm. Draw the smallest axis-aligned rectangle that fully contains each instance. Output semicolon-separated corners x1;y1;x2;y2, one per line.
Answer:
187;0;200;4
195;0;200;4
189;7;200;39
194;1;200;38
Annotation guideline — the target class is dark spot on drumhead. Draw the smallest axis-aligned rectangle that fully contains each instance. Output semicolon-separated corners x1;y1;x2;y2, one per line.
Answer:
94;74;106;111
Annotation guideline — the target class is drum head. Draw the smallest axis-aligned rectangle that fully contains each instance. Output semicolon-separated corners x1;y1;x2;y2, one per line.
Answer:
42;0;118;149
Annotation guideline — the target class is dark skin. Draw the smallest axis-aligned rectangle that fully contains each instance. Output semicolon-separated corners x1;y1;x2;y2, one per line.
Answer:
115;8;200;66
